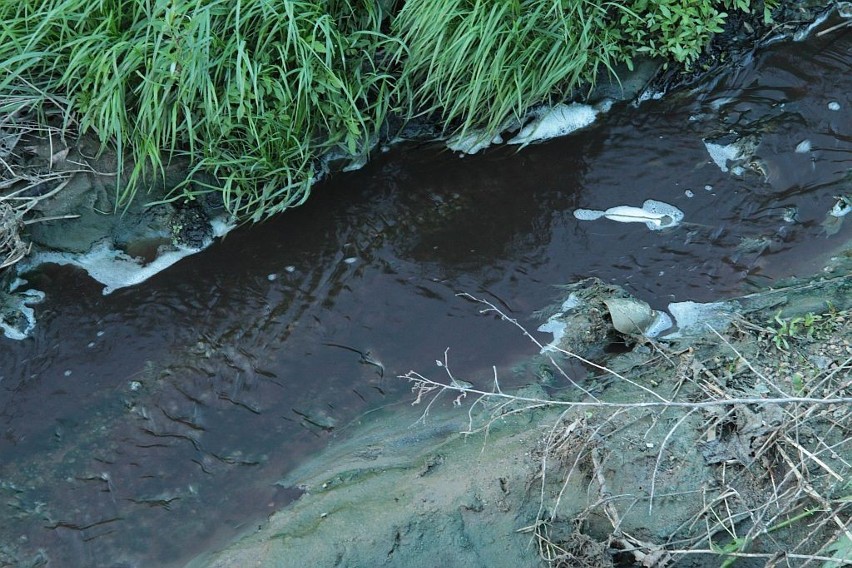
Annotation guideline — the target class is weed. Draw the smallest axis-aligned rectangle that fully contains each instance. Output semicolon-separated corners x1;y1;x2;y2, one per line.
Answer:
767;307;845;352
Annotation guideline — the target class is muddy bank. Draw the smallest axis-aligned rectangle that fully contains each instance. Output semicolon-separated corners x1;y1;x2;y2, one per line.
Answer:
187;257;851;567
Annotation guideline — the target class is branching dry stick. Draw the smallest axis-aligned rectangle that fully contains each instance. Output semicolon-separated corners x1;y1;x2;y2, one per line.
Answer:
403;291;850;566
401;372;852;410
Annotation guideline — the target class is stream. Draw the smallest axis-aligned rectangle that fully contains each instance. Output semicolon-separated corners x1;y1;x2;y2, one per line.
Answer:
1;22;850;568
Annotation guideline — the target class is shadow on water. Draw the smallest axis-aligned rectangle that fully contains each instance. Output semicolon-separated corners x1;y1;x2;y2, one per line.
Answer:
0;25;850;567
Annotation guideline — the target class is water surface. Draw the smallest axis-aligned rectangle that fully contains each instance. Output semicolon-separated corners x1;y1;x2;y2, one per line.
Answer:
1;24;850;568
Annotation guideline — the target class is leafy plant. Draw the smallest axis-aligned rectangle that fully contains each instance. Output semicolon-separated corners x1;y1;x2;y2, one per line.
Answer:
617;0;729;65
0;0;398;220
767;306;845;352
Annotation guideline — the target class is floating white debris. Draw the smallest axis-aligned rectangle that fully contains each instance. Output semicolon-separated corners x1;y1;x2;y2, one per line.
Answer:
830;197;852;218
684;189;694;198
343;257;357;264
828;101;841;111
573;199;684;231
703;136;760;173
267;273;277;281
508;103;599;146
795;139;812;153
446;130;497;155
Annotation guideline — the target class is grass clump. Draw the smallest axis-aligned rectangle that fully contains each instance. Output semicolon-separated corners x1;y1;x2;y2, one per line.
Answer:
390;0;767;139
0;0;398;221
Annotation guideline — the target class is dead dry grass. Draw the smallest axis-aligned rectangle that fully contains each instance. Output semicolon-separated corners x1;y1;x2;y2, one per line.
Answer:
1;85;79;269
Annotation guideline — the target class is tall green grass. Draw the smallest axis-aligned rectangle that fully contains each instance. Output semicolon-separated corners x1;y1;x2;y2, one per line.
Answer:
0;0;398;220
390;0;754;139
0;0;764;221
391;0;624;138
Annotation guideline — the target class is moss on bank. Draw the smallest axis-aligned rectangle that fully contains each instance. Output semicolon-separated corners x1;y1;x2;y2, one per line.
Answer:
0;0;788;222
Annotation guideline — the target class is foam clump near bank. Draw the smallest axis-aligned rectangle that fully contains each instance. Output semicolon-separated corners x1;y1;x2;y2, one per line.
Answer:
0;280;44;340
22;217;235;296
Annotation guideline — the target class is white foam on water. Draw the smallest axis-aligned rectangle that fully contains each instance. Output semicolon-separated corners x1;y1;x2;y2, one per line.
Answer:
1;288;44;340
446;130;494;155
574;200;683;231
642;199;684;229
537;293;583;353
795;139;812;153
30;242;203;295
703;140;740;172
634;89;665;105
573;208;606;221
828;101;841;111
509;103;598;145
24;216;237;296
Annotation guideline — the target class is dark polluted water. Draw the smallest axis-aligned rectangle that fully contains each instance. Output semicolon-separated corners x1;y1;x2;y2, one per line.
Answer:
1;28;851;568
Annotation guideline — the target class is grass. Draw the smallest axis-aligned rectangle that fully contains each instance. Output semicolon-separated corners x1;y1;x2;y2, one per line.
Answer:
0;0;398;221
1;0;768;223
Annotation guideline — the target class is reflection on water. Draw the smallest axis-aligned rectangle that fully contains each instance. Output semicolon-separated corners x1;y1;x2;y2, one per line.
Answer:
1;24;851;568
